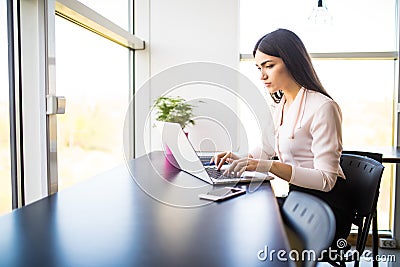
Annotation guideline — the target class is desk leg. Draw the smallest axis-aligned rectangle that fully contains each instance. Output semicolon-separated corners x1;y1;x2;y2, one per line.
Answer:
393;163;400;248
372;211;378;267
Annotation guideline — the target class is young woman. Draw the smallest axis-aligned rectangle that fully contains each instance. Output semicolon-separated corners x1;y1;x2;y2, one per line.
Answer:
213;28;353;244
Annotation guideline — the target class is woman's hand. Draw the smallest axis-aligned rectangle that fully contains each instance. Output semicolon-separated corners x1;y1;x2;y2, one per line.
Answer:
211;151;240;170
223;158;273;177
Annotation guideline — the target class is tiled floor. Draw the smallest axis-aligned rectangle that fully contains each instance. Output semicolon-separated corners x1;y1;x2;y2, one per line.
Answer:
316;247;399;266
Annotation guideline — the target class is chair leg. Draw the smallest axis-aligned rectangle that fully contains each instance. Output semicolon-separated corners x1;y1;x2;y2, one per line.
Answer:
353;224;362;267
359;216;373;252
372;210;378;267
327;260;346;267
356;222;363;251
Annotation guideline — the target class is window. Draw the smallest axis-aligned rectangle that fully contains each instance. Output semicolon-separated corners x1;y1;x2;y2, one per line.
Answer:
240;0;397;231
315;59;395;231
5;0;143;207
55;16;131;189
240;0;396;53
0;1;12;215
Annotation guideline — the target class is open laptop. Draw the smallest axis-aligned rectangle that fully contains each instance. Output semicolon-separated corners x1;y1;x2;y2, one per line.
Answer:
155;121;272;185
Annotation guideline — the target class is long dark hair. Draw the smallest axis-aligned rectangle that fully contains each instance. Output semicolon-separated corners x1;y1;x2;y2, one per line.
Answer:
253;29;331;103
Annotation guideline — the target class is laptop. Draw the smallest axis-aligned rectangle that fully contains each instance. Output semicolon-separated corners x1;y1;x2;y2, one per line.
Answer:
155;121;272;185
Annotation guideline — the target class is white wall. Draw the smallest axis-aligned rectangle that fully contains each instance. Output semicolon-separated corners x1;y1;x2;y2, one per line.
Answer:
134;0;240;156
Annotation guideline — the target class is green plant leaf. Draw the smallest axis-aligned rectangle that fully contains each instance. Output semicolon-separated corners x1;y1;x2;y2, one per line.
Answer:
153;96;196;129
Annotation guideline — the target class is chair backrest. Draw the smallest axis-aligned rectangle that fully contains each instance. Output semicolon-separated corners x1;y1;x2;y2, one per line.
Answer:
340;154;384;217
282;191;336;267
342;150;383;163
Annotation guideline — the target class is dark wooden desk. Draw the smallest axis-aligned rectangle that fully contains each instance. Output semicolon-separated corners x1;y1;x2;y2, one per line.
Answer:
0;152;294;267
344;146;400;163
375;146;400;163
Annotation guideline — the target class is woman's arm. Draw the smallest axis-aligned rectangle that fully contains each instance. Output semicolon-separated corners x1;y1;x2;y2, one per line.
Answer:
224;157;337;193
223;158;292;180
227;101;343;192
269;161;292;182
289;101;343;192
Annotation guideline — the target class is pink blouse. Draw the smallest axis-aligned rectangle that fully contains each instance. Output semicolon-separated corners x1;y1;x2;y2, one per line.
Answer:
252;87;345;192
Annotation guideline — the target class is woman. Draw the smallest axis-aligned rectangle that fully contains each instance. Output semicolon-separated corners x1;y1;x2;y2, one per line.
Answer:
213;28;353;245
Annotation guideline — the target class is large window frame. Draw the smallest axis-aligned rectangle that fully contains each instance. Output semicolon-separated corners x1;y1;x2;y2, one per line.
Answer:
7;0;144;208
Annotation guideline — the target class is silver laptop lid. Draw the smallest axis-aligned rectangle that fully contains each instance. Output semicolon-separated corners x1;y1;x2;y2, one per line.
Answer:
155;121;212;184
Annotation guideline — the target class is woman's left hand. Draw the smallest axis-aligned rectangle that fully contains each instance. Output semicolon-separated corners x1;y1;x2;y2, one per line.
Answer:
223;158;273;177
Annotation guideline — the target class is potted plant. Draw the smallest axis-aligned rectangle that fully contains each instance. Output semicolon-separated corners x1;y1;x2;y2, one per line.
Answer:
153;96;196;131
153;96;196;155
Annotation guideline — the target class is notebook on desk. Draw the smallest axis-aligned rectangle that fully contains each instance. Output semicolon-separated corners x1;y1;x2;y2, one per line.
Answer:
155;121;272;185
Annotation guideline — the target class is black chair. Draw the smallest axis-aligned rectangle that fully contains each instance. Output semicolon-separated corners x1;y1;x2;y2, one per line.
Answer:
329;153;384;267
342;151;382;164
282;191;336;267
342;151;383;267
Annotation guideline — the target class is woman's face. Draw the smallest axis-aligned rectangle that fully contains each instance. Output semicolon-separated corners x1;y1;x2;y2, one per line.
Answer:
254;50;295;94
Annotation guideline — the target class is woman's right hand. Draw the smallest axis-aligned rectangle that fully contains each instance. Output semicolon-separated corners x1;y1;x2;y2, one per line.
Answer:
211;151;240;170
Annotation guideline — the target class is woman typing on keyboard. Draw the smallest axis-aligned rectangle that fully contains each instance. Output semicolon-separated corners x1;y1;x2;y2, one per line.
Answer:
212;28;352;247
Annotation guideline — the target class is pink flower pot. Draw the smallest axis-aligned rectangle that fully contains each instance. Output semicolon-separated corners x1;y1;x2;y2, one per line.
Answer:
165;131;188;155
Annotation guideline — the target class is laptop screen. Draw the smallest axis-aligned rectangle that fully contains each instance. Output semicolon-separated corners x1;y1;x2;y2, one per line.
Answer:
155;121;210;179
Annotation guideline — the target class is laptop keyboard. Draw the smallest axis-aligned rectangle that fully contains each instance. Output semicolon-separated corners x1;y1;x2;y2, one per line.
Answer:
198;155;228;166
205;168;240;180
198;155;213;165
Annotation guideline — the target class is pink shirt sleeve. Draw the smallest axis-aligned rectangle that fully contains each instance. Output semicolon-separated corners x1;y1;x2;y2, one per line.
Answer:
289;101;343;192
